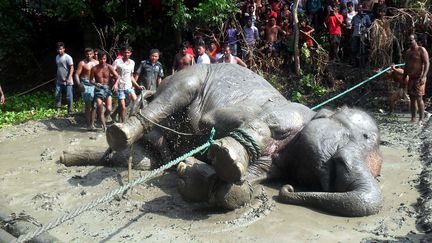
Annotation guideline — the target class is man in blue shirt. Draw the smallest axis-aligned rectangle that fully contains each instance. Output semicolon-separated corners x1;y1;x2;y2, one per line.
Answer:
350;4;371;67
134;49;164;93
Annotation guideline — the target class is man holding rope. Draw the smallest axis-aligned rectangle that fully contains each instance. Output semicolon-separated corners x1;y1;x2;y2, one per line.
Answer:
403;33;430;124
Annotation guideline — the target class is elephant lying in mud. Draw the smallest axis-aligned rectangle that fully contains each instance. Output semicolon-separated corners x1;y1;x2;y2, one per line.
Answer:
106;64;383;217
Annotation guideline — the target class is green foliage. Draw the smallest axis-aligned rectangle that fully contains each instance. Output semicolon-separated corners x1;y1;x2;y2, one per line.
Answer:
408;0;428;8
192;0;239;28
266;74;287;92
0;0;34;84
300;43;311;64
292;91;303;102
166;0;192;30
0;91;84;128
44;0;90;21
166;0;239;31
291;73;327;101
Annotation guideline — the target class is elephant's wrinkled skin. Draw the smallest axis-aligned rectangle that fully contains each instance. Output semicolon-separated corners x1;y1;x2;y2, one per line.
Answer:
106;64;383;217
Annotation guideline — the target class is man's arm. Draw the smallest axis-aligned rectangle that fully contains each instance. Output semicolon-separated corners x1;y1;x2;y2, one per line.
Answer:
74;61;84;91
235;57;247;68
420;47;430;85
66;56;74;85
0;85;4;105
109;65;120;91
190;54;195;65
89;66;96;85
336;14;344;25
172;55;178;74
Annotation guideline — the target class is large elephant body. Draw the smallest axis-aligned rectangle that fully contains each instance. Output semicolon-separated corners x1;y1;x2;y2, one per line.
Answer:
106;64;383;217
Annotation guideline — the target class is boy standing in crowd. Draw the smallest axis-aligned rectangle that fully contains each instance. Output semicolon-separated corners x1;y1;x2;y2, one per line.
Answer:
55;42;74;115
75;48;99;129
113;44;140;123
196;44;211;64
134;49;164;93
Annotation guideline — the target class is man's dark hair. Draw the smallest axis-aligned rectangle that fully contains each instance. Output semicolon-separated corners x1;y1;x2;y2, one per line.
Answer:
84;47;93;53
149;49;160;55
98;50;107;58
56;42;65;48
120;44;132;52
347;2;353;7
180;42;188;49
196;43;206;49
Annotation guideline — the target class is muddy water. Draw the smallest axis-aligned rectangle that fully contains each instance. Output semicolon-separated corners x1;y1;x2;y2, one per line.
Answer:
0;114;428;242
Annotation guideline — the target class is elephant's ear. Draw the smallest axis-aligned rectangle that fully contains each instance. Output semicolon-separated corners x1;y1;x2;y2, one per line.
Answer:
312;108;335;120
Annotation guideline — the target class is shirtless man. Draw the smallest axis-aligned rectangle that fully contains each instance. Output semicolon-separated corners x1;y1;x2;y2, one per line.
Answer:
403;34;430;124
89;52;120;131
265;17;286;56
75;48;99;129
385;65;409;114
172;42;195;74
218;45;247;68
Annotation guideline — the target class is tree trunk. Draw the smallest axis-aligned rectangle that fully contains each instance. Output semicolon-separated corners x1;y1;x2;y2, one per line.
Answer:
60;146;153;170
293;0;301;75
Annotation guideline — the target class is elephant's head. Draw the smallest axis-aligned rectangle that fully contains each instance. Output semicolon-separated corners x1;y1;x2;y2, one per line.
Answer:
279;107;383;217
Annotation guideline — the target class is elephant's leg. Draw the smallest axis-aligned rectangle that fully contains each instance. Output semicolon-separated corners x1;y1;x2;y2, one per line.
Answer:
208;120;272;183
177;157;217;203
143;128;172;168
107;76;202;151
208;158;278;209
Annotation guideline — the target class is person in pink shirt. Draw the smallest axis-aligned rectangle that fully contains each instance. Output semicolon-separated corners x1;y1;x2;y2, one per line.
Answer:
326;5;344;61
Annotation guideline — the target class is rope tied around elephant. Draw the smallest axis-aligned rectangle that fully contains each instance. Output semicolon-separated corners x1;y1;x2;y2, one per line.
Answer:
229;128;261;163
13;128;216;243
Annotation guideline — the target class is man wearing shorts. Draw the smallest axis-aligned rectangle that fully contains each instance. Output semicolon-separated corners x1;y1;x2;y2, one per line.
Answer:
113;44;141;123
75;48;99;129
403;34;430;124
90;52;120;131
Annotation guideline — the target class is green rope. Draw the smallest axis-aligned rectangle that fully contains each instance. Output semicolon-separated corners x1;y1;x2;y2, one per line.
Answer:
310;63;405;111
229;128;261;163
14;128;216;243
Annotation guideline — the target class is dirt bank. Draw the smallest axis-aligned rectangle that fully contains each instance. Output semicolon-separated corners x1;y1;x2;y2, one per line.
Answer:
0;111;431;242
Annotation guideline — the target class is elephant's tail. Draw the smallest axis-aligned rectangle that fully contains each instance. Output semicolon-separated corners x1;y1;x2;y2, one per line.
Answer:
277;180;383;217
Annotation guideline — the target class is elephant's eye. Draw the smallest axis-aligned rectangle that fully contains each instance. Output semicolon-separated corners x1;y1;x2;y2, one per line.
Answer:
363;134;369;139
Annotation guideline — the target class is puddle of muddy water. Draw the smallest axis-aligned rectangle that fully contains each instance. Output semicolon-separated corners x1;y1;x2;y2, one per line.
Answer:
0;113;428;242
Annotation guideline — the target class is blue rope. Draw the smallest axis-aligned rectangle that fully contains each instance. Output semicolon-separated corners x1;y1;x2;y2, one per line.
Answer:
310;63;406;111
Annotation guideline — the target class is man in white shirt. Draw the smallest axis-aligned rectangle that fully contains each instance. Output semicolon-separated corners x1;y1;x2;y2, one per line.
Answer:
196;44;211;64
113;44;141;122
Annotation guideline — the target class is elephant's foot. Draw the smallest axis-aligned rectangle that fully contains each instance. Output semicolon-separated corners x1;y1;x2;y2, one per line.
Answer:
177;157;217;203
209;180;253;210
208;137;249;183
106;116;146;151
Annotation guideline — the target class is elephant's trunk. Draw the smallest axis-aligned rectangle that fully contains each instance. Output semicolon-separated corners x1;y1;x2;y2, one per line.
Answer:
278;178;382;217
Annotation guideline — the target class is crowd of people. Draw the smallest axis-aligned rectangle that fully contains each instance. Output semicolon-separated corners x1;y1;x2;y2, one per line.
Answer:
50;0;429;129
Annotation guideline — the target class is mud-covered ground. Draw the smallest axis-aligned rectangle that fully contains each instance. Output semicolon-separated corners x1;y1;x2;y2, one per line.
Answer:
1;107;432;242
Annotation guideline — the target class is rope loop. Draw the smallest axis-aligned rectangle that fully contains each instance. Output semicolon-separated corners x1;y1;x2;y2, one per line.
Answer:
229;128;261;163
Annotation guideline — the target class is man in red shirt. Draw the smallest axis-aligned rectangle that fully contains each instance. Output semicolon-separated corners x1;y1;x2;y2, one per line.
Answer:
326;5;344;61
